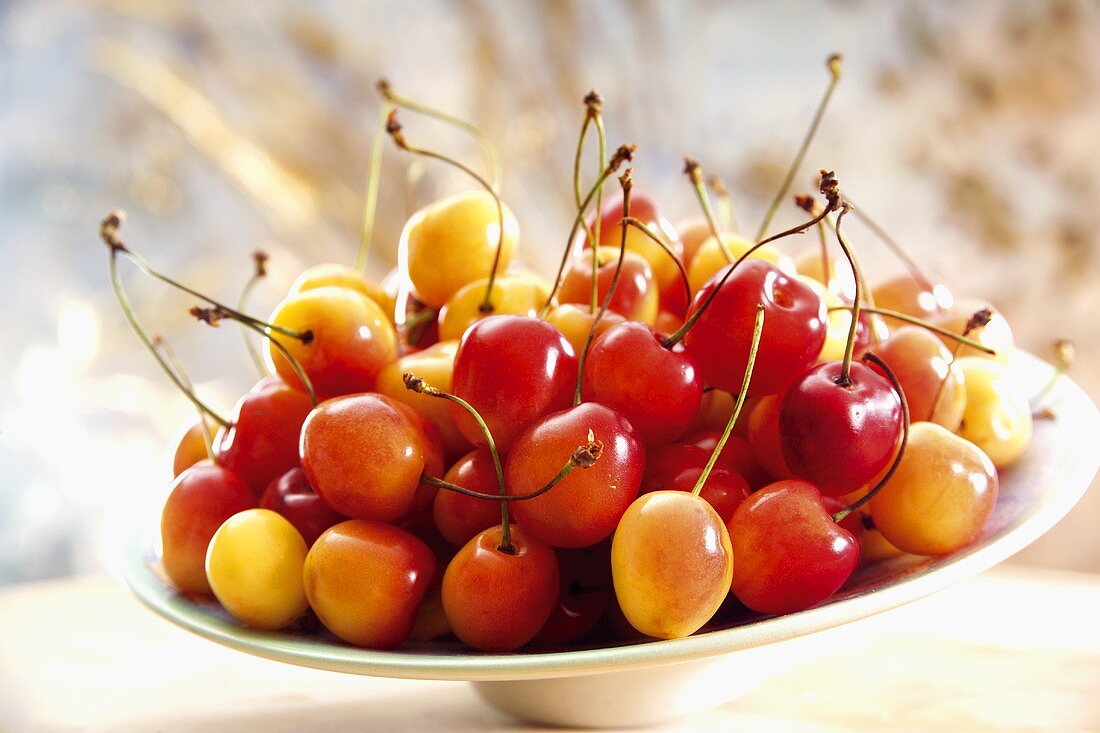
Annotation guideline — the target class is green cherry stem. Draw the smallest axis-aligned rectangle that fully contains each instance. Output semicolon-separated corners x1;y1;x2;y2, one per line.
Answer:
101;212;231;429
540;144;636;318
755;53;842;242
402;372;513;553
684;158;733;262
355;101;392;272
826;305;996;355
152;335;216;462
832;352;910;522
377;79;502;192
237;250;270;378
574;168;632;406
691;304;764;496
621;216;692;307
572;91;608;314
385;110;505;315
830;202;865;386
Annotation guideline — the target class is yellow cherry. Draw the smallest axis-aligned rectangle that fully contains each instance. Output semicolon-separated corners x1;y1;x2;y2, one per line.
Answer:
955;357;1032;468
437;271;551;342
930;299;1014;363
611;491;733;639
794;248;856;301
401;190;519;307
543;303;626;356
687;234;794;294
205;509;309;630
289;263;392;318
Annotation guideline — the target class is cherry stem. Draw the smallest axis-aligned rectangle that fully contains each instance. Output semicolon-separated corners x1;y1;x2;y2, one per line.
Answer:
827;305;996;355
102;214;231;429
846;198;934;291
685;158;733;262
402;372;512;552
237;250;270;378
832;352;910;522
831;202;865;386
385;110;505;315
691;304;765;496
540;144;636;318
421;438;603;503
574;169;632;406
662;171;841;349
755;53;842;242
572;91;607;314
709;175;739;233
377;79;501;192
621;216;692;309
927;308;994;419
152;335;216;462
1030;339;1075;409
355;102;392;273
796;194;831;289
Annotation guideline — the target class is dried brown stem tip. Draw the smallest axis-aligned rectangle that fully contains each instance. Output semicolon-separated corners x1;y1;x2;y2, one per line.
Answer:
190;305;227;326
619;167;633;193
252;250;270;277
818;170;842;210
100;210;127;251
571;438;604;468
385;110;407;148
608;144;636;172
827;53;843;80
376;78;394;98
683;157;702;184
584;89;603;113
402;372;439;396
794;193;819;214
964;308;994;336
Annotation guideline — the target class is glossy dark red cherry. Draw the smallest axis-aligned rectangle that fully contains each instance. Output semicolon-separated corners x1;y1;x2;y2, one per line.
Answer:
535;544;613;645
260;467;345;546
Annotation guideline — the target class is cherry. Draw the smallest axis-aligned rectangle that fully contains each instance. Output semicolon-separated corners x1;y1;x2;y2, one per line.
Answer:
955;357;1032;468
689;391;759;439
438;271;552;342
558;248;658;324
431;448;501;547
304;519;436;649
931;299;1014;363
663;466;751;524
160;461;256;595
290;263;390;315
535;544;613;645
580;321;703;446
728;479;859;614
870;325;966;430
299;393;442;522
681;431;771;490
259;467;346;547
170;420;210;478
543;303;625;357
442;524;560;652
747;393;793;480
212;376;313;496
505;402;643;548
872;274;953;321
451;315;578;452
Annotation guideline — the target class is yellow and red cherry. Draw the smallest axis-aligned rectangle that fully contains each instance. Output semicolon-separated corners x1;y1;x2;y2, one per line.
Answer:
431;448;501;548
779;360;903;497
376;340;471;460
681;430;771;490
689;390;759;439
289;262;390;315
747;393;793;480
171;420;209;477
931;299;1014;363
401;191;519;308
160;462;256;595
612;491;733;639
535;544;613;645
544;303;626;356
794;247;856;301
870;422;998;555
213;377;313;495
955;357;1032;468
505;403;643;548
438;271;552;342
558;248;659;324
580;321;703;446
451;315;578;452
259;467;345;547
442;524;559;652
872;274;954;320
299;393;442;521
687;234;793;295
304;519;436;649
682;259;828;396
728;479;859;614
674;217;712;269
870;326;966;430
205;508;309;630
266;286;398;400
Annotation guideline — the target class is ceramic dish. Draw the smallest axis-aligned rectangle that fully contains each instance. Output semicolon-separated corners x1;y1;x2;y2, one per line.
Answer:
121;350;1098;727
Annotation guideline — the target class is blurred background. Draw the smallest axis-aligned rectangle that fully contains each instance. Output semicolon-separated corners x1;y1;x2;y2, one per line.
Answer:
1;0;1097;585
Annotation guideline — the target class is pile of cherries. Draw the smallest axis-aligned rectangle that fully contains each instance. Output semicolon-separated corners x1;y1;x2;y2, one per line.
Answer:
107;59;1047;651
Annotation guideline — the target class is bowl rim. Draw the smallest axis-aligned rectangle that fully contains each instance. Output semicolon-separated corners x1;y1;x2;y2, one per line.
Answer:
120;350;1099;681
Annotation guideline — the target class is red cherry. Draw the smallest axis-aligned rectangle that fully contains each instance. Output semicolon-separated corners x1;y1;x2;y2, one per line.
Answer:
505;403;643;548
664;466;750;524
683;259;827;395
680;431;771;490
779;361;903;497
642;443;714;494
442;525;560;652
746;394;793;481
728;479;859;614
160;462;256;594
451;315;578;452
431;448;501;547
213;377;313;496
558;249;658;324
580;322;703;446
260;467;345;547
535;544;613;645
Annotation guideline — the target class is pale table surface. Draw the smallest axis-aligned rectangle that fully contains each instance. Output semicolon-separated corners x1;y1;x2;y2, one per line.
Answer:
2;566;1099;732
